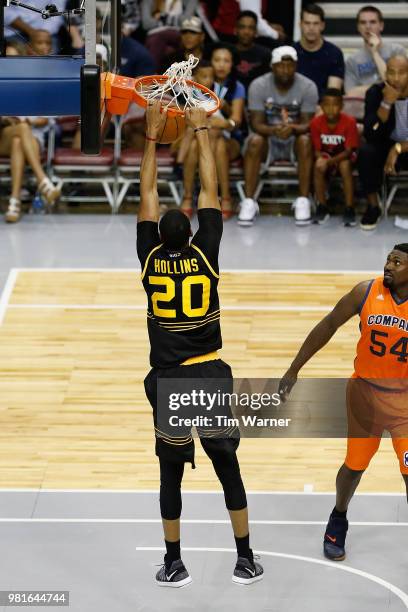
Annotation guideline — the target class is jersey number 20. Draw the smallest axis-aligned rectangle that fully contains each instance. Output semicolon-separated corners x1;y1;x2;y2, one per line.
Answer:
148;275;210;318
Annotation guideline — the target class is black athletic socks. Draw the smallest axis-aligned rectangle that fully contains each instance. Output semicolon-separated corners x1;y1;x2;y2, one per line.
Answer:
332;506;347;519
234;533;252;560
165;539;181;569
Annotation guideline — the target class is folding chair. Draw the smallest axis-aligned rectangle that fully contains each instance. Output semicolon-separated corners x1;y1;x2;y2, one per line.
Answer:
236;139;298;205
48;116;116;211
1;139;49;204
116;115;181;212
0;157;11;191
384;171;408;217
342;97;408;217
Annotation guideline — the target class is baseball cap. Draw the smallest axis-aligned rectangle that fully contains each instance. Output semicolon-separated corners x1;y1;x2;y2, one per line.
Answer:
271;46;298;65
181;16;203;33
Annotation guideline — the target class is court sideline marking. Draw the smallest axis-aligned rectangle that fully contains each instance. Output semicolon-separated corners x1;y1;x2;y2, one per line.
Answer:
0;269;18;325
1;267;382;314
7;304;333;312
10;268;382;274
0;518;405;526
136;546;408;608
0;488;405;496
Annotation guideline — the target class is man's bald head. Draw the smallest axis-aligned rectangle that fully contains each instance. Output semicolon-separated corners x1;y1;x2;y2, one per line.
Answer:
386;54;408;95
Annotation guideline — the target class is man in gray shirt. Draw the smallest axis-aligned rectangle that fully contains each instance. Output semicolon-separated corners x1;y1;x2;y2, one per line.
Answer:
345;5;406;97
238;45;318;227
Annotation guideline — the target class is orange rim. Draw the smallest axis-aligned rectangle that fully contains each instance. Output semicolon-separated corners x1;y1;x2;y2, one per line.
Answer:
133;75;220;117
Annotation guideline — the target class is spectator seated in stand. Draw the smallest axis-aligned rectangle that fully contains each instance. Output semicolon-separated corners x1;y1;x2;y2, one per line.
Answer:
141;0;198;69
119;19;158;148
27;29;52;55
310;89;359;227
1;115;60;223
234;10;271;91
210;0;283;45
161;16;207;72
238;45;318;227
345;5;407;98
120;21;156;77
172;60;214;174
3;40;26;56
358;55;408;231
63;0;86;54
1;40;60;223
4;0;69;54
179;46;245;220
294;4;344;97
121;0;142;38
93;7;155;77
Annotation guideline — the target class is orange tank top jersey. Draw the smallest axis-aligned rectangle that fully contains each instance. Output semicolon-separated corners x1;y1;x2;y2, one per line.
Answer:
354;277;408;386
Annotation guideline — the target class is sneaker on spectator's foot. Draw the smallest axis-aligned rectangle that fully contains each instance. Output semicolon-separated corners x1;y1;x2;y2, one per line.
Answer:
238;198;259;227
38;177;61;206
343;207;357;227
313;203;330;225
232;554;264;585
5;198;22;223
155;558;192;588
293;196;312;226
360;206;381;230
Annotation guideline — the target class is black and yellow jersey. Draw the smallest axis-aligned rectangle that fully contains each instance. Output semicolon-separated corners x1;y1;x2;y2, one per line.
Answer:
137;209;223;368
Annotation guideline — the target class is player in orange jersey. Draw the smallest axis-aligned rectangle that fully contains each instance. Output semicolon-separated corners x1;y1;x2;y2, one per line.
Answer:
279;244;408;561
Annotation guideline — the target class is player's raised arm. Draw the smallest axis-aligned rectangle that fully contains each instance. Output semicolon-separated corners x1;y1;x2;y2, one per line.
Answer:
279;281;371;400
138;101;167;223
185;107;220;211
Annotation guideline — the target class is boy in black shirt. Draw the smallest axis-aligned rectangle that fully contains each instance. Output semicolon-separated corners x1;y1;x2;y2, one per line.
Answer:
234;10;272;91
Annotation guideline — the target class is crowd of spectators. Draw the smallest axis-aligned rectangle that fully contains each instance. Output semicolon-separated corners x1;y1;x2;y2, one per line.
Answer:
1;1;408;231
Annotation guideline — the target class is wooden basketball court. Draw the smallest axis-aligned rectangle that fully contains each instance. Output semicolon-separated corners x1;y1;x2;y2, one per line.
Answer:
0;269;402;492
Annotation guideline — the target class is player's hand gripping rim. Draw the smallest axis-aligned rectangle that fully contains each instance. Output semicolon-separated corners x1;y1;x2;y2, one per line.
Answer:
145;100;168;140
185;106;208;131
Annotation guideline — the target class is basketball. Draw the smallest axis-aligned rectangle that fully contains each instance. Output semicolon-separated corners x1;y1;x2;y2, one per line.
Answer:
156;112;186;144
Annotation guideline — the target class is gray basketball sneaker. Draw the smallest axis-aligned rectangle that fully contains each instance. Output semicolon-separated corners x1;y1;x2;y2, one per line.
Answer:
155;558;192;588
232;555;264;585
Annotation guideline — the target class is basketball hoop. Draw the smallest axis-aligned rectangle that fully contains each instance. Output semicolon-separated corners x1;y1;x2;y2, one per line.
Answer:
101;55;221;142
133;55;220;117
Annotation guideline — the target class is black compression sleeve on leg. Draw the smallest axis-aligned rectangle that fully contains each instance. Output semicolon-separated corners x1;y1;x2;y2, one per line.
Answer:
211;450;247;511
159;458;185;520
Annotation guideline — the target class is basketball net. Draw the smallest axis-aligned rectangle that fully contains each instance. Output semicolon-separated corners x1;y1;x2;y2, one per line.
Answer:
136;55;218;114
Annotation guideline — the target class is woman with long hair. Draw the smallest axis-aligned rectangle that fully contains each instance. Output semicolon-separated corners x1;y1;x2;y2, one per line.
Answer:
181;44;245;219
1;42;60;222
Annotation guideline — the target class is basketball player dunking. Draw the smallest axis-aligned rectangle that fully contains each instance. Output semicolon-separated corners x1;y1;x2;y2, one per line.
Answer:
279;245;408;561
136;101;263;586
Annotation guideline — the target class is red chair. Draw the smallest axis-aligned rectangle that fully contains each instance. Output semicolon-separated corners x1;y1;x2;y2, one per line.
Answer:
48;116;116;211
115;116;181;212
